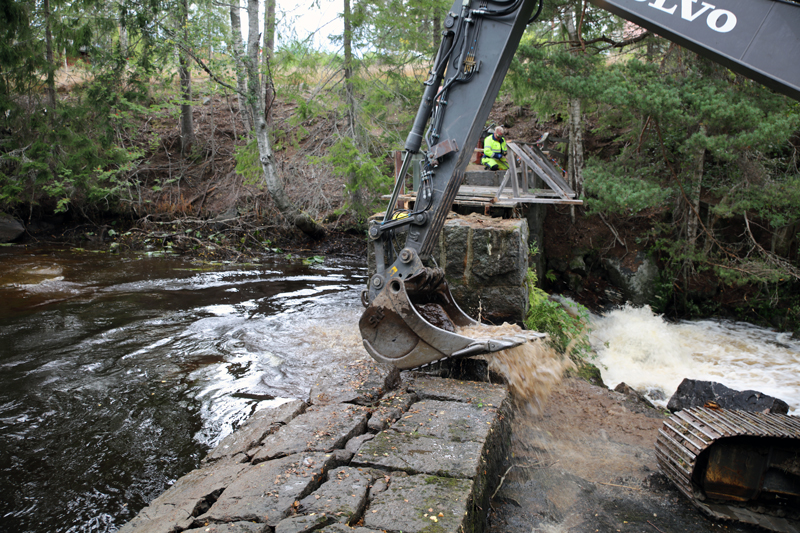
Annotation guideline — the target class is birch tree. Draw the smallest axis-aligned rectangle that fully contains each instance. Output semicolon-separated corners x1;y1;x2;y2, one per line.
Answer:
228;0;251;133
244;0;325;237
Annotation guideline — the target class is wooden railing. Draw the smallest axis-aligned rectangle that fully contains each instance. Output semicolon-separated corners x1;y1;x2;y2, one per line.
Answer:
494;142;582;205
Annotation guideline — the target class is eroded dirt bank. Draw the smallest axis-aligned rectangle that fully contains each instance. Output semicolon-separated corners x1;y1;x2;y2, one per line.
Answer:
488;378;763;533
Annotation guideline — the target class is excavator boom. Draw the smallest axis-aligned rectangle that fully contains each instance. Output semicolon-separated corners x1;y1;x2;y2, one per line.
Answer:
360;0;545;370
591;0;800;101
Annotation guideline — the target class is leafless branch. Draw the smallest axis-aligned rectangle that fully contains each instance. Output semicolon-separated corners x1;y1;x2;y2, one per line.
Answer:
161;27;239;94
598;212;627;251
744;213;800;281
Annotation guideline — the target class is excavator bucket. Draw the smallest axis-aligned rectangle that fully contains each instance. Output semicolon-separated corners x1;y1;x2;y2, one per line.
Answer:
359;266;543;370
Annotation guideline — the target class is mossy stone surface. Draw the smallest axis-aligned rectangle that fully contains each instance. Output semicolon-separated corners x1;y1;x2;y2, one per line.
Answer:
352;431;483;479
364;473;474;533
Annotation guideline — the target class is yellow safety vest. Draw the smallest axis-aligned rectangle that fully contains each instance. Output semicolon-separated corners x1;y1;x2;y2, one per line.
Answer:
482;134;507;165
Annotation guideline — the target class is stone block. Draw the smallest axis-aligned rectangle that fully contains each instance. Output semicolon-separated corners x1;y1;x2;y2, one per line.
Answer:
207;400;306;462
197;452;336;527
297;466;371;523
363;473;475;533
448;284;528;323
309;359;400;406
352;430;483;479
366;390;418;432
468;219;529;286
118;460;249;533
183;522;268;533
405;374;509;408
463;170;505;187
441;215;529;322
391;399;498;443
250;404;368;463
440;222;471;282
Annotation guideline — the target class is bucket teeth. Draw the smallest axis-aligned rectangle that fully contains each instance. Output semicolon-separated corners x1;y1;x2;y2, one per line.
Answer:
360;271;544;370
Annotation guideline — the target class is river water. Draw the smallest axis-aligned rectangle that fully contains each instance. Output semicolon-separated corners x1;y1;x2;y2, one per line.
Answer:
590;304;800;415
1;246;798;533
0;245;368;533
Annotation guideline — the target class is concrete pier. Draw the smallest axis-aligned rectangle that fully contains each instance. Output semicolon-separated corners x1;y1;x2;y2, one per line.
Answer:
120;360;511;533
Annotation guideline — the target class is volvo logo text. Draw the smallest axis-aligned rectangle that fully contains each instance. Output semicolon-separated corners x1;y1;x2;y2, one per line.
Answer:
637;0;737;33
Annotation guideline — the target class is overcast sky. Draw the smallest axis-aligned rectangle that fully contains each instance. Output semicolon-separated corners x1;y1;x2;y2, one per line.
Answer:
240;0;345;52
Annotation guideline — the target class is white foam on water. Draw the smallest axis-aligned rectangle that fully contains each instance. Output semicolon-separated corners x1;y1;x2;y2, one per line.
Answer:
589;304;800;415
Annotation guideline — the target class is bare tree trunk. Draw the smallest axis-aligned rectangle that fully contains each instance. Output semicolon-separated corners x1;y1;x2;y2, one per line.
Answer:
228;0;251;133
264;0;275;53
686;125;706;254
342;0;364;210
254;114;324;238
246;0;261;118
119;25;128;58
245;0;325;238
564;6;584;223
262;0;276;123
567;97;584;197
44;0;56;111
178;0;194;156
343;0;356;137
118;1;128;60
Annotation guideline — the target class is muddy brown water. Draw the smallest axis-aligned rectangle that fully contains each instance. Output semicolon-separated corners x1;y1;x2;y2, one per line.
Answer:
0;245;367;533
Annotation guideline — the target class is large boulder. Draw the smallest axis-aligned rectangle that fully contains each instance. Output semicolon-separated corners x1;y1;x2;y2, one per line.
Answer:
0;213;24;242
667;378;789;414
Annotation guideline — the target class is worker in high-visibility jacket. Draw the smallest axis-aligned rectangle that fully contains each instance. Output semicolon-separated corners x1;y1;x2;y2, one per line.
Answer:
482;126;508;171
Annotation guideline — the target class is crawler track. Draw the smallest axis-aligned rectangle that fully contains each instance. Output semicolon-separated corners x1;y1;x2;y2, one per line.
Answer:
656;407;800;533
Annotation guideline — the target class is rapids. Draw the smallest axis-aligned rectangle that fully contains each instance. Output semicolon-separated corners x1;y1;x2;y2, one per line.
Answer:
0;245;368;533
589;304;800;415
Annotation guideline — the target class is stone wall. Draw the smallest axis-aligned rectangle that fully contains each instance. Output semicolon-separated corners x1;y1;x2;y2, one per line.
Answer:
119;361;513;533
432;214;530;323
370;213;532;323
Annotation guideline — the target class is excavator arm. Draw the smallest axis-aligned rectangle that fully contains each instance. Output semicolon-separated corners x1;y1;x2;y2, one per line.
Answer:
359;0;545;370
360;0;800;371
592;0;800;101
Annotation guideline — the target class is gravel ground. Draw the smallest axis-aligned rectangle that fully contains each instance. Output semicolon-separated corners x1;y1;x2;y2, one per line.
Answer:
487;378;765;533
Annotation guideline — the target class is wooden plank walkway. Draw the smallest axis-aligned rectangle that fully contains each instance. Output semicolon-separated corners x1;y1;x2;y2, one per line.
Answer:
388;184;580;210
388;141;583;210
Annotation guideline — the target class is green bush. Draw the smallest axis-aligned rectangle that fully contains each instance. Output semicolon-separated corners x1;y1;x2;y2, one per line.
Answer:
524;268;593;363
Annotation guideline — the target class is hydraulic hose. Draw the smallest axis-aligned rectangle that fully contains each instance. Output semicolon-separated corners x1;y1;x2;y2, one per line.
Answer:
404;31;455;153
528;0;543;24
477;0;525;18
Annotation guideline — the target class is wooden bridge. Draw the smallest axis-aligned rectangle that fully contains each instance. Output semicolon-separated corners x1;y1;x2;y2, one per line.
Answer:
390;140;582;212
